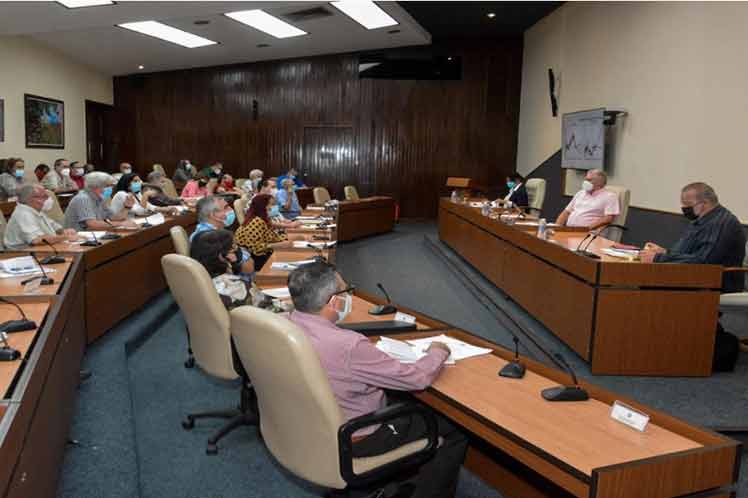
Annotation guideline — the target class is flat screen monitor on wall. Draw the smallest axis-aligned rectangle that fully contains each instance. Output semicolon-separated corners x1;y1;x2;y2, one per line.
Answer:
561;108;605;170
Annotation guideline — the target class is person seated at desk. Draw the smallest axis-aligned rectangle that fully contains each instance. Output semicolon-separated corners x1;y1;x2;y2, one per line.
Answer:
42;158;78;193
4;184;78;249
200;161;223;179
276;167;304;189
215;173;243;196
145;171;184;207
493;173;528;208
172;159;195;191
63;172;136;231
556;169;619;230
192;196;254;276
112;162;133;182
181;171;215;199
235;194;291;271
242;169;264;194
640;182;747;367
34;163;50;183
276;178;302;220
0;157;26;199
69;161;86;190
112;173;179;217
286;261;467;498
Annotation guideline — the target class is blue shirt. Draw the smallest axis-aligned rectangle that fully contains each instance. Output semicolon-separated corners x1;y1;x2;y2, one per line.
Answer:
276;174;304;189
189;222;255;282
276;189;301;219
189;222;215;242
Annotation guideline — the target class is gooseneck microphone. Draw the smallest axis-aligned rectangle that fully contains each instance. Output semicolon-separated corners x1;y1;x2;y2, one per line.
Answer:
101;220;122;240
0;332;21;361
40;238;65;264
369;283;397;316
499;336;526;379
80;229;102;247
575;223;629;259
0;296;37;333
23;252;54;286
541;353;589;402
306;243;327;263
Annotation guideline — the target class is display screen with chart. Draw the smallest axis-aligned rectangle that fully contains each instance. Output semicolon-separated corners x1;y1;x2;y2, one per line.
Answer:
561;108;605;170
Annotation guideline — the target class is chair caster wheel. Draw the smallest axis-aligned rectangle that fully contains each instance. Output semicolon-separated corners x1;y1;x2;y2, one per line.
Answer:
206;444;218;455
184;357;195;368
182;417;195;430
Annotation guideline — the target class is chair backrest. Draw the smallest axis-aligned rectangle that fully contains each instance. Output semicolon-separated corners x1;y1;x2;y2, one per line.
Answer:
344;185;360;201
604;185;631;243
161;254;237;380
169;225;190;256
230;306;346;488
153;164;166;175
313;187;331;204
235;178;249;190
234;195;250;226
161;178;178;198
0;211;6;250
45;190;65;225
525;178;547;214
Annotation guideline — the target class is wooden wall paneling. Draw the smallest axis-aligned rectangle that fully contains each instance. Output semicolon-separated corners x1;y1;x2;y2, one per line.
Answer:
113;41;523;218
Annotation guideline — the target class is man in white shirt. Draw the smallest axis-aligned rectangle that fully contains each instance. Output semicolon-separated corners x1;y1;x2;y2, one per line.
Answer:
4;184;78;249
112;162;133;181
556;169;620;229
41;158;78;193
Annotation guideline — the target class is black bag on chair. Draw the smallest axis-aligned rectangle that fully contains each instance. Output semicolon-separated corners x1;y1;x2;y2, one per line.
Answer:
713;323;740;372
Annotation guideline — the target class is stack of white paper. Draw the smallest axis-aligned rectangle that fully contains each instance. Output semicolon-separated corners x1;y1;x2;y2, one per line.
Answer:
78;231;107;241
306;206;325;211
292;241;336;249
602;248;639;259
407;335;493;362
134;213;166;226
263;287;291;298
270;259;316;271
376;337;426;363
0;256;39;275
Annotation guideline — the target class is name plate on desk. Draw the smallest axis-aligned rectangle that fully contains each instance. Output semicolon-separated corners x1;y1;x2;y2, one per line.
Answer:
394;311;416;324
610;400;650;432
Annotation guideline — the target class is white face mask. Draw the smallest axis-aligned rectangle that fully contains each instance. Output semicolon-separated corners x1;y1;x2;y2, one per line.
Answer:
582;180;595;193
61;168;71;176
334;293;352;323
42;197;54;212
74;168;85;176
122;167;132;175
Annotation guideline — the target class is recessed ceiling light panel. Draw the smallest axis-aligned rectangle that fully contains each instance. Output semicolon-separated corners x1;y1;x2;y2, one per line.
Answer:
57;0;113;8
487;12;497;19
118;21;217;48
330;1;398;30
225;10;307;39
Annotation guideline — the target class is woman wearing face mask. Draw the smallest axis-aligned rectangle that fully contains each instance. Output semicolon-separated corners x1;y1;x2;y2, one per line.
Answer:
215;173;243;196
190;229;264;310
112;173;178;217
257;180;302;229
35;164;50;183
0;158;26;200
493;173;528;208
69;161;86;190
234;194;292;271
173;159;195;192
180;171;215;199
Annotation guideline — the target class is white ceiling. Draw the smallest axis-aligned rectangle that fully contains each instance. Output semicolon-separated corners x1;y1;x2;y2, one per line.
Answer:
0;1;431;76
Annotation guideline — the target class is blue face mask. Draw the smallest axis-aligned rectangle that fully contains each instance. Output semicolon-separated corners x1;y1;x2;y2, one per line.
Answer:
269;205;280;217
130;182;142;193
224;210;236;227
102;186;113;200
507;181;516;190
14;169;24;179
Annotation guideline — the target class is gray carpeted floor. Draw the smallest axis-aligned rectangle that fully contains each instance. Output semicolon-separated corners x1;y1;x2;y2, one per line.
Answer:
57;220;746;498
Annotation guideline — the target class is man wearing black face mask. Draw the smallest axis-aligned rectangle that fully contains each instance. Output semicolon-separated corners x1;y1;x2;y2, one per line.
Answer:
639;182;745;293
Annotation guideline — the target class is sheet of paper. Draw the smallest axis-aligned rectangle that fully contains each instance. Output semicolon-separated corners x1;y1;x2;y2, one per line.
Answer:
0;256;38;275
263;287;291;298
602;248;639;259
77;231;108;241
133;213;166;225
407;335;492;362
292;241;336;249
270;259;317;271
306;206;325;211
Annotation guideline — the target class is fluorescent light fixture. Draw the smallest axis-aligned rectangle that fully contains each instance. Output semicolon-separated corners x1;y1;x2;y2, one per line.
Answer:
118;21;217;48
57;0;113;7
224;10;307;39
330;1;398;30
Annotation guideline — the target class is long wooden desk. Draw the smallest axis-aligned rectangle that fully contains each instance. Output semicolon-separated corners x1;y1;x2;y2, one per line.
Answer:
29;212;197;342
438;198;723;377
336;196;396;242
0;255;86;498
351;292;740;498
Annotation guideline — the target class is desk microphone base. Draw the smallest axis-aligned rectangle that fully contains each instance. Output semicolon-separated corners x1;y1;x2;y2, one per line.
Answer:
541;385;590;402
40;277;54;285
574;250;601;260
499;360;526;379
0;347;20;361
369;304;396;316
40;255;65;265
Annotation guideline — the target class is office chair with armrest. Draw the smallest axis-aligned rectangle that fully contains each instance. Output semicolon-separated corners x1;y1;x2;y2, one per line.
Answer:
169;226;190;257
234;195;250;226
162;254;257;454
235;178;249;190
153;164;166;176
524;178;546;216
0;211;6;250
602;185;631;242
230;306;439;497
344;186;360;201
44;190;66;225
161;178;179;198
719;244;748;314
314;187;332;205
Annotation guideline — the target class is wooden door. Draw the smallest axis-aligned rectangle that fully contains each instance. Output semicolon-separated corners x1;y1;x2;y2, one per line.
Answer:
85;100;116;172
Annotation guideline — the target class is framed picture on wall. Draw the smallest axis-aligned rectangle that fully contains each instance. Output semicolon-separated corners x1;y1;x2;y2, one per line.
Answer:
24;93;64;149
0;99;4;142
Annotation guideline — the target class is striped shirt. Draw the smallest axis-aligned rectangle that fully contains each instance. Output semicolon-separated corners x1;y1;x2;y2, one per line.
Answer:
63;189;114;230
655;205;746;292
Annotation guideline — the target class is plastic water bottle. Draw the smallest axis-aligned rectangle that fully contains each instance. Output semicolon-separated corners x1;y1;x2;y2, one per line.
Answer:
450;190;458;203
481;202;490;217
537;218;547;240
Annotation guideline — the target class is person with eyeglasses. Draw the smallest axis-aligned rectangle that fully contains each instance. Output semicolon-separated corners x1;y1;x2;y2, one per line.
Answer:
286;261;467;498
4;184;79;249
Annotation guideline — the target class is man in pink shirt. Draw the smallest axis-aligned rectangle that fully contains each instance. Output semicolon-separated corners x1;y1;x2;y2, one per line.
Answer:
556;169;620;229
287;261;467;498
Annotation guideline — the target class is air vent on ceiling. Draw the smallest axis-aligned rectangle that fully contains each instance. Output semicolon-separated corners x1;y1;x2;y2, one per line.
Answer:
282;7;333;23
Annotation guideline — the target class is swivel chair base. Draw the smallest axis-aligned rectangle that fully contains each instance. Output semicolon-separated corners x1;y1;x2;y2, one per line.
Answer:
182;382;258;455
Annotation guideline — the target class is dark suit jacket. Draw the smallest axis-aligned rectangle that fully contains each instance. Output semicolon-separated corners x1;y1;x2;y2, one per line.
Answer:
507;183;529;207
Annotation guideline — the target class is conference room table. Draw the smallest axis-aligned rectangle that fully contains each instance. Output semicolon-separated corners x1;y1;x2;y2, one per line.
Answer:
439;197;723;376
27;211;197;342
301;195;396;242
